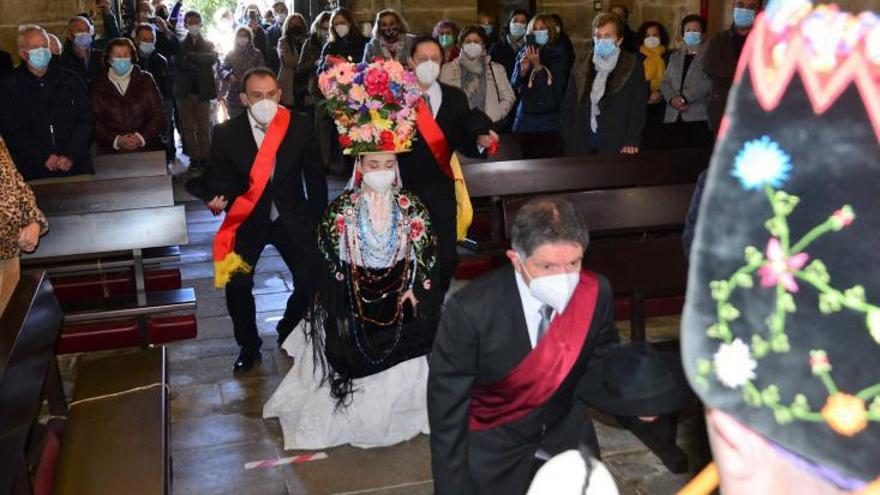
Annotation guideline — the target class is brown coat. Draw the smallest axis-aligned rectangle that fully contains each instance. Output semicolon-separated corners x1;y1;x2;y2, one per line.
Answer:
0;137;47;261
91;66;166;152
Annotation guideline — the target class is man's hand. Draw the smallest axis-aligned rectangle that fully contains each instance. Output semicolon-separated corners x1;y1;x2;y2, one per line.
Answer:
94;0;109;15
477;130;499;150
55;156;74;171
620;146;639;155
153;17;169;33
45;154;60;171
208;195;228;215
18;222;41;253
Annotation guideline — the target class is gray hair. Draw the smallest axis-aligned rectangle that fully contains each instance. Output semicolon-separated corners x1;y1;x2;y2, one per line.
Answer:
510;196;589;257
17;24;49;50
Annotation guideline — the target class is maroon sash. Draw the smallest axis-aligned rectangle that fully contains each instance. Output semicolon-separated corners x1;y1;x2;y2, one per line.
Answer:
468;271;600;431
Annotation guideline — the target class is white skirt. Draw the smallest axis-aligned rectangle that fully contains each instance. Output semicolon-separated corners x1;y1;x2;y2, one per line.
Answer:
263;322;431;451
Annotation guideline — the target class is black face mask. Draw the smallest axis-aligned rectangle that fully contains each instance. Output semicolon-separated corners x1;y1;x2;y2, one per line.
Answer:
381;27;399;41
288;25;305;37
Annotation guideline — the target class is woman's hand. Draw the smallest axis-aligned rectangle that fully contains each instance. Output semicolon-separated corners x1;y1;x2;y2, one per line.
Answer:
18;222;41;253
402;289;418;309
648;90;663;104
620;146;640;155
518;50;531;75
526;46;541;67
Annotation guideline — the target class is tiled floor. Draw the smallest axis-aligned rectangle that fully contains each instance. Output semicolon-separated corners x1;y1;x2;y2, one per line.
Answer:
59;180;703;495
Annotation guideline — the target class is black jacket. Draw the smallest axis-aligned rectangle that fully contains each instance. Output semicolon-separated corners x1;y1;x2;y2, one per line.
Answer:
175;34;217;100
396;83;491;186
265;22;283;74
59;43;105;87
580;49;649;152
704;26;748;132
0;51;12;78
317;34;369;72
141;51;173;99
428;266;619;495
489;37;522;81
201;111;328;234
0;64;95;180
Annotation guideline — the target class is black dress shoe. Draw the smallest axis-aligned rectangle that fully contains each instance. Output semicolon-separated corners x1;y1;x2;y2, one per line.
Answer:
233;349;262;373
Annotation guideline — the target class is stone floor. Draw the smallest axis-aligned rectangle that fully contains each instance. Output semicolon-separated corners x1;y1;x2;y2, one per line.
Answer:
57;180;703;495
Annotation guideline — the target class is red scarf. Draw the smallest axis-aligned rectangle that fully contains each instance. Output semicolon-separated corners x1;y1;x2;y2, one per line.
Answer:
212;108;291;288
468;271;600;431
415;99;454;179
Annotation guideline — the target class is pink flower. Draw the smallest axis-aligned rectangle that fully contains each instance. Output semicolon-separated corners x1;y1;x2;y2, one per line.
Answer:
334;63;356;85
831;206;855;229
758;238;809;292
397;195;411;210
349;84;369;104
409;217;426;241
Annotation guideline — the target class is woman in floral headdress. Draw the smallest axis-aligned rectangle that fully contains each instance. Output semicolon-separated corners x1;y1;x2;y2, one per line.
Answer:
264;58;439;450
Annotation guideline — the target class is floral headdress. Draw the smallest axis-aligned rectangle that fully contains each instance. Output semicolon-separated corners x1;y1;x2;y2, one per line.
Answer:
681;1;880;487
318;58;422;155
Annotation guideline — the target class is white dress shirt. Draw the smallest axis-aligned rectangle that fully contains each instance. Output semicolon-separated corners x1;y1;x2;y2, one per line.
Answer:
514;271;556;348
247;111;280;221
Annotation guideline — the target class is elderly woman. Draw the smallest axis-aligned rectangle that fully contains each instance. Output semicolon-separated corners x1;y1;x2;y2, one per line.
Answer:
439;25;516;125
362;9;416;63
221;27;265;118
433;19;461;64
580;13;649;154
91;38;165;153
0;137;47;313
661;14;713;147
636;21;671;132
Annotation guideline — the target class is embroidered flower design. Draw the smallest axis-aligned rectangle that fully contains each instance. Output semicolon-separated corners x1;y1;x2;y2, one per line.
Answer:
830;205;855;230
335;272;345;282
423;279;432;290
409;217;426;241
809;350;832;375
344;207;354;217
868;309;880;344
335;214;345;234
821;392;868;437
397;195;411;210
732;136;793;190
713;338;757;389
758;238;809;292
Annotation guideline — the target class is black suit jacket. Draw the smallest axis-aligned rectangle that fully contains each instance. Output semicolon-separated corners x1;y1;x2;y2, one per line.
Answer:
396;83;492;186
428;265;619;495
202;111;327;236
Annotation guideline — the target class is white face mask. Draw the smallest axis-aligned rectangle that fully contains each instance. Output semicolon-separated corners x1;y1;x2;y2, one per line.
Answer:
520;255;580;314
334;24;350;38
643;36;661;48
249;98;278;125
414;60;440;86
236;36;249;47
187;25;201;36
462;42;483;59
361;169;396;193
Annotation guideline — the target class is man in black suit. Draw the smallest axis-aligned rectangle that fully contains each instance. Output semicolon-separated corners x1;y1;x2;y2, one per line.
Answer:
0;50;12;77
201;68;327;373
400;36;498;307
428;197;619;495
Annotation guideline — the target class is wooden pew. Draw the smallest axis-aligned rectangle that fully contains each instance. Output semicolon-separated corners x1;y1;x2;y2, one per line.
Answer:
91;150;167;180
0;272;66;495
502;185;696;342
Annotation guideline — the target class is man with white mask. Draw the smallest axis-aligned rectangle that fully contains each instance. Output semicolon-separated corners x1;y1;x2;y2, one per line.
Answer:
198;68;327;373
399;36;498;313
429;196;619;495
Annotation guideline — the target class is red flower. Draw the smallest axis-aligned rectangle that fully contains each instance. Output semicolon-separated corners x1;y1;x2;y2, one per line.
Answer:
335;214;345;234
379;130;395;151
338;134;352;147
364;68;390;96
410;217;425;241
397;195;411;210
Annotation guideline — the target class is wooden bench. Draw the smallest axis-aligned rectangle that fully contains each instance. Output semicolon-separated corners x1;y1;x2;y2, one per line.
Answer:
52;347;170;495
502;184;696;342
0;272;66;495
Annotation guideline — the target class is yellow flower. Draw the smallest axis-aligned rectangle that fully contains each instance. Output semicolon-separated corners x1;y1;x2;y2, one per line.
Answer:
821;392;868;437
369;109;391;130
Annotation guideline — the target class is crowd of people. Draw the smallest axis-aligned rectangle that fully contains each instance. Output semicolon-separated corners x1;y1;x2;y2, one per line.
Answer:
7;1;873;495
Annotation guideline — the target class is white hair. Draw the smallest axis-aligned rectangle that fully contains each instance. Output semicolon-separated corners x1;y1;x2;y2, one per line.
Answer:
17;24;49;50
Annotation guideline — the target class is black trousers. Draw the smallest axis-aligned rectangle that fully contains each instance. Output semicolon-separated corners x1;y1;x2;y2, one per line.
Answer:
406;180;458;302
226;218;312;353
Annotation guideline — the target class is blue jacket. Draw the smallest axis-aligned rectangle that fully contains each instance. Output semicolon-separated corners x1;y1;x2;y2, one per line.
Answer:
510;42;570;133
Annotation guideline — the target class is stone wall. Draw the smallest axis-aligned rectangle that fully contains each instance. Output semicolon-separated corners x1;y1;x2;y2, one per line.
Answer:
0;0;106;61
348;0;476;36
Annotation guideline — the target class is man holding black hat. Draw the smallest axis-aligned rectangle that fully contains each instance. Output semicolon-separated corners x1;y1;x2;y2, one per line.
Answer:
681;1;880;493
428;196;618;495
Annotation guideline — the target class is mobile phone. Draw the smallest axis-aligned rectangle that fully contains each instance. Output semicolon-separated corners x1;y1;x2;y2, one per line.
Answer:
525;33;537;47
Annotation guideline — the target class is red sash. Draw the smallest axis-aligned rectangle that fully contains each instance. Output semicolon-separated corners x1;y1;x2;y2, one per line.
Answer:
468;271;600;431
212;108;291;288
415;99;454;179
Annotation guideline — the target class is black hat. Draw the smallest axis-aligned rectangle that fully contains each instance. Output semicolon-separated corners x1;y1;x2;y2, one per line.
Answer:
579;343;692;416
681;0;880;487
